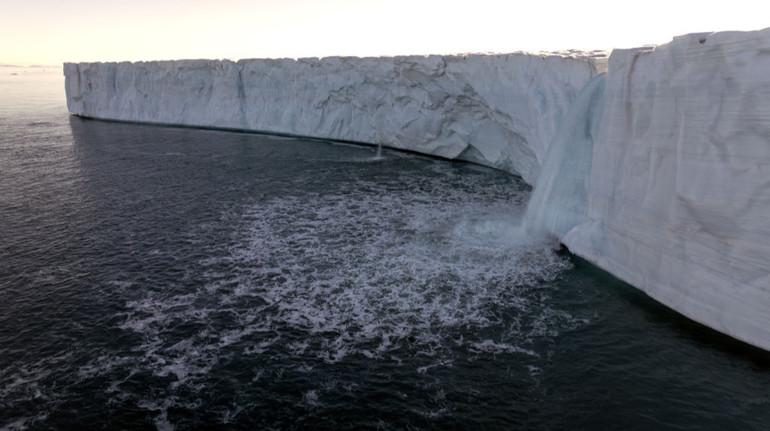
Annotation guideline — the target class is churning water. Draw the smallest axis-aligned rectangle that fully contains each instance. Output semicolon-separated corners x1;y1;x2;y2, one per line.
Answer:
1;68;769;430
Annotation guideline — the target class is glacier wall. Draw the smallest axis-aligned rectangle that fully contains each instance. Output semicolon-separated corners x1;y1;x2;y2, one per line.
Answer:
531;28;770;351
64;53;605;185
63;28;770;351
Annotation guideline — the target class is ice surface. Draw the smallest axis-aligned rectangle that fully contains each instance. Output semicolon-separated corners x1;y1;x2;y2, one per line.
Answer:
63;28;770;351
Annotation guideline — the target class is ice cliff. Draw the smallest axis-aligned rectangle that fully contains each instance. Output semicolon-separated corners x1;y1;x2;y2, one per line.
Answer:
64;53;604;185
534;29;770;351
63;28;770;351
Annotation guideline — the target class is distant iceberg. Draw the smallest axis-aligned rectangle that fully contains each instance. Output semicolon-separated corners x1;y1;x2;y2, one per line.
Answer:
64;28;770;351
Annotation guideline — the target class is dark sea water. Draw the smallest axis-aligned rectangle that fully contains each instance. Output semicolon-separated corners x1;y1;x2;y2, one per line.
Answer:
1;67;769;430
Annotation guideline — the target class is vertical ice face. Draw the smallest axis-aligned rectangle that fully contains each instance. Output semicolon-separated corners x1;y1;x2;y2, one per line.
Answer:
65;60;245;128
63;53;604;185
531;29;770;351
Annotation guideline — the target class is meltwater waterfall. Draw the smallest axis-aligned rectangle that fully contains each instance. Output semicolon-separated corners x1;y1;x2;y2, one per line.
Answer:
63;28;770;352
521;73;606;238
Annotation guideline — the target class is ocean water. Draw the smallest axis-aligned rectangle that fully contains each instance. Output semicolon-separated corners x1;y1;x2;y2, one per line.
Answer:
1;67;769;430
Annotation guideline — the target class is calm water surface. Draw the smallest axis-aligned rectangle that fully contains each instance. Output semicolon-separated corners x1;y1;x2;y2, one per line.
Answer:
1;67;769;430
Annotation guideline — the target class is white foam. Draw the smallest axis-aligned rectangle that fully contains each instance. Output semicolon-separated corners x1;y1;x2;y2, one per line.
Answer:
301;390;320;407
0;417;32;431
0;354;70;430
74;163;589;424
189;183;578;365
468;339;538;357
137;399;176;431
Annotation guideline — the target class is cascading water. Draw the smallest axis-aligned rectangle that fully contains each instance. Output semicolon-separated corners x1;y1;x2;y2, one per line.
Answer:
521;73;606;240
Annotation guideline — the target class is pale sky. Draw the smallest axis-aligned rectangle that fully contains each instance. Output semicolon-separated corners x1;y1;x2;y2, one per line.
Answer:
1;0;768;65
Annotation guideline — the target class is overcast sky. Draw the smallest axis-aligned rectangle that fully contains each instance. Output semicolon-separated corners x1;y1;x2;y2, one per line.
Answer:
1;0;767;65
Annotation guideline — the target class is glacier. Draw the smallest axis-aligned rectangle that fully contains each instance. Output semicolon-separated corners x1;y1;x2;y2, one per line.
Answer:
64;27;770;351
63;53;606;185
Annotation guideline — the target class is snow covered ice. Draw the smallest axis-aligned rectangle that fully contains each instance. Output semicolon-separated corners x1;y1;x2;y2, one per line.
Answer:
64;28;770;351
